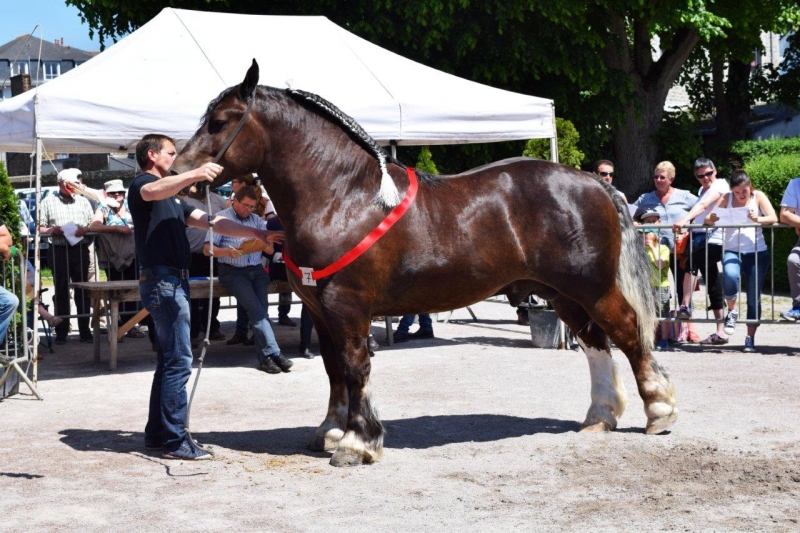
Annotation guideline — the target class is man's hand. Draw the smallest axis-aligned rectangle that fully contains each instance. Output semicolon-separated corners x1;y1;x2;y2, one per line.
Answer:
116;225;133;235
262;230;284;244
49;226;64;236
75;226;88;237
192;162;224;183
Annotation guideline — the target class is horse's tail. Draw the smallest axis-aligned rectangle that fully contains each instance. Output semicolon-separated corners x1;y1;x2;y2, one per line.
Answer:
598;181;657;352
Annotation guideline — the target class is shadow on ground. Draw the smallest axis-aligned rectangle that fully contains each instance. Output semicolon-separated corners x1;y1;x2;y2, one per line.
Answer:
59;414;580;456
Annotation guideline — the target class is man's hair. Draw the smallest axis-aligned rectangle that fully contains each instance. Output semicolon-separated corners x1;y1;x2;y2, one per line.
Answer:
592;159;614;173
234;185;258;202
135;134;176;169
693;157;716;173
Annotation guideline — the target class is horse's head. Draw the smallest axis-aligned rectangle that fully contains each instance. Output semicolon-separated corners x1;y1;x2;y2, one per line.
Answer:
172;59;264;189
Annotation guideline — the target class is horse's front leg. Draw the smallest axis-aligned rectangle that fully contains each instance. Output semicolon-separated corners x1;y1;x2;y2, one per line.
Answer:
322;307;383;467
306;310;348;452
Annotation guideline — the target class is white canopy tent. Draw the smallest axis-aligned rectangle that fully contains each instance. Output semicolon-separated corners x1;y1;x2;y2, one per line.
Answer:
0;8;556;154
0;9;559;383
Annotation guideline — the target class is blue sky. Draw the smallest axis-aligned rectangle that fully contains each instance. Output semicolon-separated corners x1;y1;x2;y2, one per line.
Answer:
0;0;105;52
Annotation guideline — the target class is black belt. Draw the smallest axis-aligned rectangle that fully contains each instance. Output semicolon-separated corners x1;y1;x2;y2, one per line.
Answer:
139;266;190;281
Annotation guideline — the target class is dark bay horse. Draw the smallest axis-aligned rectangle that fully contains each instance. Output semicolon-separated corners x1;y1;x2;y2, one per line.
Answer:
173;60;678;467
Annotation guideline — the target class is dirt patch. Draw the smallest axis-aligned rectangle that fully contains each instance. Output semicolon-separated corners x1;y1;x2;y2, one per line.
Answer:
2;301;799;530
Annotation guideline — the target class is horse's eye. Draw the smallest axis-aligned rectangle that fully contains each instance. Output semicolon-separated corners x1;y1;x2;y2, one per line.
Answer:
208;119;227;134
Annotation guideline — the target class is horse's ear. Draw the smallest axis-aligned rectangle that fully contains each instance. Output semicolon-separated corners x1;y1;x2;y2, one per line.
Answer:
239;59;259;100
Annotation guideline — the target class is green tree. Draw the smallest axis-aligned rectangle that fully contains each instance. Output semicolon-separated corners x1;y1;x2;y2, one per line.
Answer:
522;117;583;169
67;0;799;198
0;162;22;248
415;146;439;174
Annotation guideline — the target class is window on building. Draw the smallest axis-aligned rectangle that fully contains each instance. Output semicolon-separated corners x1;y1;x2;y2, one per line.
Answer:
10;61;30;76
43;61;61;80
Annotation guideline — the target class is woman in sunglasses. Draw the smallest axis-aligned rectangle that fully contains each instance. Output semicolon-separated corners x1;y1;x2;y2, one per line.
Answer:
671;158;730;344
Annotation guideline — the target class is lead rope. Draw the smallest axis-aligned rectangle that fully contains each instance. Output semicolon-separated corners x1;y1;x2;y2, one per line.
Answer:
184;87;257;457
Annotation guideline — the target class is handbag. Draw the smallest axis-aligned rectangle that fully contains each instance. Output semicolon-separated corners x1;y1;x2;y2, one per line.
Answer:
674;232;690;269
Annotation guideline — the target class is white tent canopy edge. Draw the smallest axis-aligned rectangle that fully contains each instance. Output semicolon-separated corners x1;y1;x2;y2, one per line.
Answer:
0;8;557;155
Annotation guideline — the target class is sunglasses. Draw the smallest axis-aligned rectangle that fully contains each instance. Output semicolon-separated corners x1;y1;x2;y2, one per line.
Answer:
695;170;714;179
652;175;669;180
598;171;615;177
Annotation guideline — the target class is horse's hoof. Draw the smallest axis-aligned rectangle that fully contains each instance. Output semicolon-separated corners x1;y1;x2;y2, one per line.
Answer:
580;421;614;433
307;435;340;452
646;411;678;435
330;450;365;467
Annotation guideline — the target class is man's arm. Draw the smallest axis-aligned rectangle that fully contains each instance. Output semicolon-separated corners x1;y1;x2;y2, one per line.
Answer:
140;163;223;202
185;209;284;244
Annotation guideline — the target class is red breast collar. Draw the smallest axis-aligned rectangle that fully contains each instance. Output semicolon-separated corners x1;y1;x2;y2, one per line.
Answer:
284;167;418;284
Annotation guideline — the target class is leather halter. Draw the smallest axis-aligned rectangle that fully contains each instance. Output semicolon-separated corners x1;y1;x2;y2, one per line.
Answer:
212;87;257;164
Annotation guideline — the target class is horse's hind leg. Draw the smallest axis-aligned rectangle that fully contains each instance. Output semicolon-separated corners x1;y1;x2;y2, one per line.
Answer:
549;296;627;432
588;288;678;434
307;312;348;452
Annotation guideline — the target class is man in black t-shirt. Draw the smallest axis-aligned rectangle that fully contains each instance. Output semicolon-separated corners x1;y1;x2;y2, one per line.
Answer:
129;134;283;461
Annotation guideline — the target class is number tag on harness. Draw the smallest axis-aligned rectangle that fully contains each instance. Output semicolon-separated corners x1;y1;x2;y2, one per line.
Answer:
299;267;317;286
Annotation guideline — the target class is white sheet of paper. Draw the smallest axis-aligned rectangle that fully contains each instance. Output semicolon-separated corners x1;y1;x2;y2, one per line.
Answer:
60;221;84;246
627;204;638;217
713;206;755;226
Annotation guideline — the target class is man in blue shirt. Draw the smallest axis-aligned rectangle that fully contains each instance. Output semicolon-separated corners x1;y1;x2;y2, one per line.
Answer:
205;185;291;374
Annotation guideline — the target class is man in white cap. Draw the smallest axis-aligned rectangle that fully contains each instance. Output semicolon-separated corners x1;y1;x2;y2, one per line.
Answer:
38;168;95;344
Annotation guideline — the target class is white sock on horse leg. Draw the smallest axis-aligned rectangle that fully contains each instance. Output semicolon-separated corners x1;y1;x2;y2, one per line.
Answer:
579;341;627;431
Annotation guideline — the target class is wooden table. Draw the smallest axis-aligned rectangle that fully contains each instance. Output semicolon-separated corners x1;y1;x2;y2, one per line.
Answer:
71;279;293;370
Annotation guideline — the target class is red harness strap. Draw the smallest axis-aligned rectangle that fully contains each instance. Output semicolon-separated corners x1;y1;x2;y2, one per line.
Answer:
284;167;419;281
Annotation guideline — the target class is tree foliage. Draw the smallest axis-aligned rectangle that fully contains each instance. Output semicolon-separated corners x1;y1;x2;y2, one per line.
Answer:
67;0;800;196
415;146;439;175
523;117;583;169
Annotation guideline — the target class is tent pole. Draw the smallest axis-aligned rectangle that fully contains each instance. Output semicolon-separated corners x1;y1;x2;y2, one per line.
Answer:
549;103;559;164
32;119;42;387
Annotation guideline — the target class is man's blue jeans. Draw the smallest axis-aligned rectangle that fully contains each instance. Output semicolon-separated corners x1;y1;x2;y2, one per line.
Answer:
723;250;770;321
397;313;433;335
219;264;280;362
140;274;192;451
0;286;19;344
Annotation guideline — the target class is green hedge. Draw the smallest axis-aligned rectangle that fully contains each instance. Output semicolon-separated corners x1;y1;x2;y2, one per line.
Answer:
523;117;584;169
730;137;800;167
744;152;800;293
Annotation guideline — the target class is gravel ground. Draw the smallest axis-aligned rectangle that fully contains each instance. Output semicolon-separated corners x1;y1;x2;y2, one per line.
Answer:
1;299;799;531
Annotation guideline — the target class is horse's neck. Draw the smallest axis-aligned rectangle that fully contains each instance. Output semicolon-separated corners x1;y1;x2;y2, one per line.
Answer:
258;123;377;233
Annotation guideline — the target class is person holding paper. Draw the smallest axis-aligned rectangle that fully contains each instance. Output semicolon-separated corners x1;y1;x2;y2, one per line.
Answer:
38;168;95;344
705;170;777;353
204;185;291;375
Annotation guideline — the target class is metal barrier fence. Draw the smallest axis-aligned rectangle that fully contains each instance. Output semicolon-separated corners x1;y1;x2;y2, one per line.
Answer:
640;222;796;327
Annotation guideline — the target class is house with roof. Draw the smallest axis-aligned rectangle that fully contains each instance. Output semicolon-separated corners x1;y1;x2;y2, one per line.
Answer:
0;35;96;99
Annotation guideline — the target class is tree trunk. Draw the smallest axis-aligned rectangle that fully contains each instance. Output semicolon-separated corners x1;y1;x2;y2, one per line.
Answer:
613;96;667;201
714;58;752;145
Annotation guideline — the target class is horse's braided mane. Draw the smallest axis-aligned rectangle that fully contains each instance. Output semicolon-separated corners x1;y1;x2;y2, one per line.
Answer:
201;84;443;189
286;89;390;176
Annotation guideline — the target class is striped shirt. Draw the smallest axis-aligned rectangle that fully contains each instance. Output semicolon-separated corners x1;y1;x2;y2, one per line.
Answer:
39;192;95;246
210;206;265;267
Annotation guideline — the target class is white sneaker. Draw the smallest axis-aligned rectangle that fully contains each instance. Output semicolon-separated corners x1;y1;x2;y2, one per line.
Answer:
723;310;738;336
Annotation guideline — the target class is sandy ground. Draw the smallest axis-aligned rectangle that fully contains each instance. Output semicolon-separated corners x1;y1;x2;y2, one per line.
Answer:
2;299;799;531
